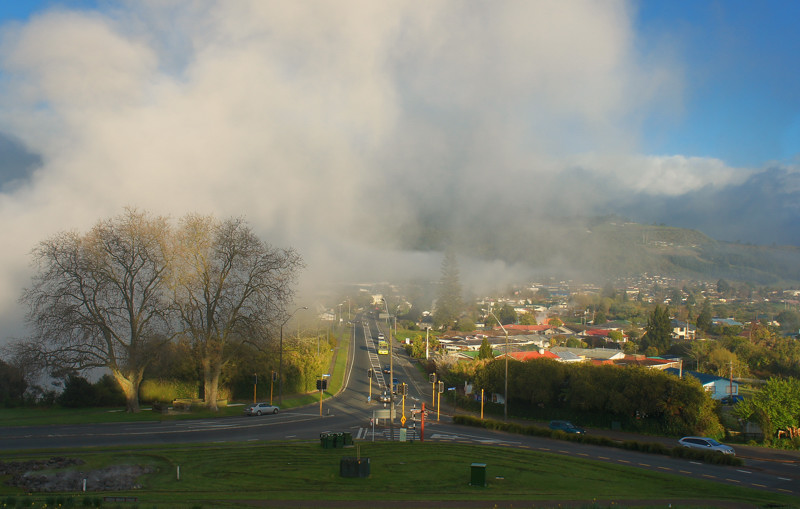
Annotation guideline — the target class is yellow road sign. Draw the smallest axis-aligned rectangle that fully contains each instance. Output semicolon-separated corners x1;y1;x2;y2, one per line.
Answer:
401;415;406;426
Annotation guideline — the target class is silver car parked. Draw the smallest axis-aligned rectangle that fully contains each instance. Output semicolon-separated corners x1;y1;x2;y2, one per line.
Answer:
678;436;735;455
244;402;279;416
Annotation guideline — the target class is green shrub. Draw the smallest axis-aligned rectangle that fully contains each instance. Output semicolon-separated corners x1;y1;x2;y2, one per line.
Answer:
140;379;199;403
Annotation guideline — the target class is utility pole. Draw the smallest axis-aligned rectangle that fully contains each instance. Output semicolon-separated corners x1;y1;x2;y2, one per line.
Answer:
729;361;734;397
389;321;394;441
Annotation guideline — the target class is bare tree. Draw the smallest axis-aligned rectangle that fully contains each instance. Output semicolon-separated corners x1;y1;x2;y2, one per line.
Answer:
172;215;303;411
20;209;173;412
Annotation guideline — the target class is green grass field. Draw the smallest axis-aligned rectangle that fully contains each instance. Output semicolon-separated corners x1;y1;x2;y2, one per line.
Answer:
0;326;354;429
1;441;797;508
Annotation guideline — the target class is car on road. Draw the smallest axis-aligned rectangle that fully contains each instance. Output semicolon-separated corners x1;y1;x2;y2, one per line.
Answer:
377;390;391;403
244;403;279;416
678;436;735;455
383;365;391;375
549;420;585;434
377;332;385;340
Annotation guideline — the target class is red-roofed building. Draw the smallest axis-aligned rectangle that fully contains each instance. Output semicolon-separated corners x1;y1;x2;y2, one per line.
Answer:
501;350;559;361
502;324;551;332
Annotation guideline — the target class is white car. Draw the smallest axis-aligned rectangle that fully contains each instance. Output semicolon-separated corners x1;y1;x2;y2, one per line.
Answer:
678;436;735;455
244;402;279;416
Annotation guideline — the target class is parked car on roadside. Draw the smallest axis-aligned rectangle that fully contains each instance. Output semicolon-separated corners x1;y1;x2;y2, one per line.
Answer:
244;402;279;416
549;420;585;434
720;395;743;405
678;436;735;455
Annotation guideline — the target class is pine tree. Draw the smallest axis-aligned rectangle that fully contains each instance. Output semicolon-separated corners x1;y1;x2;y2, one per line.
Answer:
478;337;494;359
644;304;672;354
696;299;712;333
433;249;462;329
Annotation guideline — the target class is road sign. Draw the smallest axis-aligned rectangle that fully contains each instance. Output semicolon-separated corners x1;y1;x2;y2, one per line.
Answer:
401;415;406;426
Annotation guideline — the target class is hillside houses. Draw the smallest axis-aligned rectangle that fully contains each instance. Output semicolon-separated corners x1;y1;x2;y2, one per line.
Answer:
671;319;696;340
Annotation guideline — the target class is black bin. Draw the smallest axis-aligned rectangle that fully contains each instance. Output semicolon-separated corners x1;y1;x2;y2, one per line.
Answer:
340;457;370;478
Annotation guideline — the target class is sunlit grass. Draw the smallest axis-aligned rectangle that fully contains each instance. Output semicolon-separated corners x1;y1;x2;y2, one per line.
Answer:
0;441;794;508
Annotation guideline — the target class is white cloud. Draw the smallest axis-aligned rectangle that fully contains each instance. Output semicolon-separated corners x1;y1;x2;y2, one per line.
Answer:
568;153;751;196
0;0;728;343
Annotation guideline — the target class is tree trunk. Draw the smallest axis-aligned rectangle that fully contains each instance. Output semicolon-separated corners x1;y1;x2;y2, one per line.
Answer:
203;359;222;411
112;370;141;413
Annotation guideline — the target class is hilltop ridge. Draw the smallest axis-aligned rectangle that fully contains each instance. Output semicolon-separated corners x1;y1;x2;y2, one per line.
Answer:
399;215;800;285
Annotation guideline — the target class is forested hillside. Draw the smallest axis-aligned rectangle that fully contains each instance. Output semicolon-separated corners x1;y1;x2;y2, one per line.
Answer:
399;215;800;284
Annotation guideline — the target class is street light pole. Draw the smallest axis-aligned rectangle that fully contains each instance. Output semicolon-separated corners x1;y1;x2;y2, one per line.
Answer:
279;305;307;405
488;309;509;421
425;327;430;360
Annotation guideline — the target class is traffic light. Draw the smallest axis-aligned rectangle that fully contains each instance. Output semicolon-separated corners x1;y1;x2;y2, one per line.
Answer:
367;368;374;378
322;379;328;390
272;371;277;382
438;381;444;393
429;373;437;383
316;379;322;390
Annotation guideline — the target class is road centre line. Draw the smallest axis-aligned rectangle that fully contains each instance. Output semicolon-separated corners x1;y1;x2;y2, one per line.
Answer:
725;478;741;483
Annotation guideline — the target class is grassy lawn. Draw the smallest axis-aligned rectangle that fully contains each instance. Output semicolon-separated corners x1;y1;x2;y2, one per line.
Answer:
0;326;354;429
1;441;795;508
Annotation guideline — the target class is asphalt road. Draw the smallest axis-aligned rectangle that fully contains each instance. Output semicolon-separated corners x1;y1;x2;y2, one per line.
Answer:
1;317;798;499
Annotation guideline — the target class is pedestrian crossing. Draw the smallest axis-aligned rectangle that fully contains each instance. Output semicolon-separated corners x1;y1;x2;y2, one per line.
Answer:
355;426;422;441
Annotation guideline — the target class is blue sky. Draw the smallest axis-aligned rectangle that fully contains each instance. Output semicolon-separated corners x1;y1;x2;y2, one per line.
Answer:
1;1;795;168
635;0;800;167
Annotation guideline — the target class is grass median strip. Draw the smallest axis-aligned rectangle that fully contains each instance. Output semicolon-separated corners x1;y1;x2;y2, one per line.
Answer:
0;441;794;508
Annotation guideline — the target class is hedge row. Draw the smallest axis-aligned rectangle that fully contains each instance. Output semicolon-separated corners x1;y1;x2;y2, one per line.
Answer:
452;415;742;466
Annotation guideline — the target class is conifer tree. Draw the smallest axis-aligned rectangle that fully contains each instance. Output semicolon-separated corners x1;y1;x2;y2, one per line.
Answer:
434;249;462;329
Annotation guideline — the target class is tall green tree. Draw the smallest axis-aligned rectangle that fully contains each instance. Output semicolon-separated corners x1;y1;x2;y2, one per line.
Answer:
478;337;494;360
696;299;712;333
593;311;607;325
733;377;800;440
643;304;671;355
495;303;517;326
433;249;462;329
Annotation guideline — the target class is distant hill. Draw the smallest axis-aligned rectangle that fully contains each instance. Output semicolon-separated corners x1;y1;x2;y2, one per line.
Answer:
398;215;800;285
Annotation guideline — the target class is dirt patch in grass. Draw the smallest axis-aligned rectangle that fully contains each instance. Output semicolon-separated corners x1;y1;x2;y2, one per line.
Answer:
1;457;150;492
